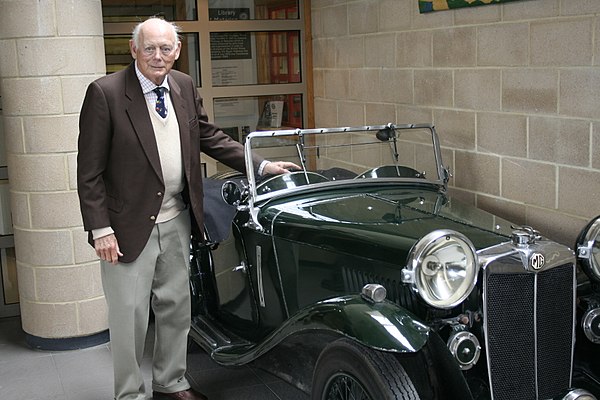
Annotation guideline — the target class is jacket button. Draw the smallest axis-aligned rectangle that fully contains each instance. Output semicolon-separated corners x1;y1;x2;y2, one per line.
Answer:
150;216;156;221
157;192;163;197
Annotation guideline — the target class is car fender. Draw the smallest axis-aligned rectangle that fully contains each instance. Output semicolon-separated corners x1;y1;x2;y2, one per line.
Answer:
211;294;430;365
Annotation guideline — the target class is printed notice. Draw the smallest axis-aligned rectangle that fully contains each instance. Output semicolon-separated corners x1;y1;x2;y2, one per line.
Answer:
210;32;251;60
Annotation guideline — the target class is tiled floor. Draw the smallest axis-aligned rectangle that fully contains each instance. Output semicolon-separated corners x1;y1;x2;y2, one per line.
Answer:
0;316;309;400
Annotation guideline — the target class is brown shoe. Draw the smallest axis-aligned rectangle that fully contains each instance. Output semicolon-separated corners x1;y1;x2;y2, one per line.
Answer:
153;388;208;400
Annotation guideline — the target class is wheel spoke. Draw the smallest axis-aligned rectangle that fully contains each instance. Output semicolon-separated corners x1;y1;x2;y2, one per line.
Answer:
345;377;353;400
325;373;370;400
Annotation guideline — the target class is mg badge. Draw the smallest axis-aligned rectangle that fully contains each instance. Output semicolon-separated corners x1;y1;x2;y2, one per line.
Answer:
530;253;545;270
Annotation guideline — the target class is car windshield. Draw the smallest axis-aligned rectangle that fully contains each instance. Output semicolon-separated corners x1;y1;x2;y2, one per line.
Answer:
244;124;447;201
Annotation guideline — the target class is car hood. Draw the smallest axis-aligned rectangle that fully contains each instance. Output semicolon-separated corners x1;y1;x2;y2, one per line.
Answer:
262;187;513;262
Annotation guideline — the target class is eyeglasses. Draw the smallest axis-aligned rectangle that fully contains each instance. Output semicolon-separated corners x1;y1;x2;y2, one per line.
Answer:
142;45;175;56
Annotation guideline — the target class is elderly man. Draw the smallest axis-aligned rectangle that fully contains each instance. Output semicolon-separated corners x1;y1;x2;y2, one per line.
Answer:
77;17;296;400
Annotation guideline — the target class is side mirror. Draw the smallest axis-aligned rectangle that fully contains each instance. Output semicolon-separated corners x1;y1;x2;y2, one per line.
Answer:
221;181;242;206
376;127;395;142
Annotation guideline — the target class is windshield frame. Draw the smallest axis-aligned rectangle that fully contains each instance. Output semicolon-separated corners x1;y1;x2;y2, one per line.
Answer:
241;123;448;231
245;123;446;195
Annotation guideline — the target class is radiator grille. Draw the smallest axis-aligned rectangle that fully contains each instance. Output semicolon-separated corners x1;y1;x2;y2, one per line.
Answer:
485;263;574;400
535;265;574;399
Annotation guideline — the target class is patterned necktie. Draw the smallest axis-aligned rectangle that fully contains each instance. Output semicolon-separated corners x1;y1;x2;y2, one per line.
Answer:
153;87;167;118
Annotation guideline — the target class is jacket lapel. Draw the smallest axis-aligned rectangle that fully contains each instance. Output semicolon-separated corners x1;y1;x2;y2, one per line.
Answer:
168;77;191;181
124;64;164;183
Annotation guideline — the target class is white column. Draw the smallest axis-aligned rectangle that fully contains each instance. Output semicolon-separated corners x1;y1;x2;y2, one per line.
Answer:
0;0;108;347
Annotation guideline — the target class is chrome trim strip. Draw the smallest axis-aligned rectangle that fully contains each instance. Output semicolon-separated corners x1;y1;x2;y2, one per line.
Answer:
256;245;265;308
534;272;539;400
570;266;576;387
482;267;494;400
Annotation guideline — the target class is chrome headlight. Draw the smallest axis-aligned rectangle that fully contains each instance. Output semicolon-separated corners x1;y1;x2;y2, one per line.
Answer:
576;216;600;283
402;230;479;309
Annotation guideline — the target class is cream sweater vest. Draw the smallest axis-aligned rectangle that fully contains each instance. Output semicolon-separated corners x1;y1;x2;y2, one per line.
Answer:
146;93;185;224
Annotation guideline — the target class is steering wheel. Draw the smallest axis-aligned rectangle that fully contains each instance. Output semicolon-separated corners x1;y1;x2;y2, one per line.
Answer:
256;171;329;195
355;165;423;179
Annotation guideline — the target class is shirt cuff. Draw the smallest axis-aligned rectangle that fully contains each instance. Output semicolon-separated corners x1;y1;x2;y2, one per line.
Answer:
92;227;114;241
258;160;270;176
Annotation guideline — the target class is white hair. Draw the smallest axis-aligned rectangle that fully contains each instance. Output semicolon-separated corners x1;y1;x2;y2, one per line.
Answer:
132;17;181;49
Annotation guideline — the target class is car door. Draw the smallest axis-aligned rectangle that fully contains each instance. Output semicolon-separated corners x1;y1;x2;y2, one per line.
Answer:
210;224;259;330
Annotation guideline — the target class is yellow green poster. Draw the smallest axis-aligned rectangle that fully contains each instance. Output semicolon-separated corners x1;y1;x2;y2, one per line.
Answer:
419;0;520;13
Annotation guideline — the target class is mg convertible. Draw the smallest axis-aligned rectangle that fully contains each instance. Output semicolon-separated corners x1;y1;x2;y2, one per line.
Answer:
188;123;600;400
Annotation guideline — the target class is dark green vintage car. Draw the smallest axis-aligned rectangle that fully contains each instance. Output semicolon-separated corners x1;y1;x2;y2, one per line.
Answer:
189;123;600;400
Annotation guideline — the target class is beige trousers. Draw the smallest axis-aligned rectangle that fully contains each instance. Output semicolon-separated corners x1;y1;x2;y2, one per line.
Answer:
101;209;192;400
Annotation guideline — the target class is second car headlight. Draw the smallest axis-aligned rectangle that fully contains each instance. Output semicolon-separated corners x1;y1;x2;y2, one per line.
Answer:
402;230;479;309
576;216;600;283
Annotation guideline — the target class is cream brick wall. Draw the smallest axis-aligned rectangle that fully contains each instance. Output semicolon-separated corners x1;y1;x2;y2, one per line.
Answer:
0;0;107;339
312;0;600;245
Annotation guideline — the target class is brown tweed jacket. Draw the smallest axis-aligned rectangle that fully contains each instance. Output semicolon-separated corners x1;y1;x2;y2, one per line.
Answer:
77;63;249;262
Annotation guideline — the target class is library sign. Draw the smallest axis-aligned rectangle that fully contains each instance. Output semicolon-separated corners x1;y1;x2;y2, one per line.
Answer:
209;8;252;61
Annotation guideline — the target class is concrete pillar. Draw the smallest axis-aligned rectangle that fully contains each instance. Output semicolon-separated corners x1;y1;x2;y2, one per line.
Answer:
0;0;108;348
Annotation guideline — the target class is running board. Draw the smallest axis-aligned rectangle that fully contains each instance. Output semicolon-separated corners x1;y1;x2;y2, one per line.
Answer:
190;315;250;351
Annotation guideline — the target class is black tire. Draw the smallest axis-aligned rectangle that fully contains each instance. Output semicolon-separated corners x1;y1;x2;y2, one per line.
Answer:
311;338;421;400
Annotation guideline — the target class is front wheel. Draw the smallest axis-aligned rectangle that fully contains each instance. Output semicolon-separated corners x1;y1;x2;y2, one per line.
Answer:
311;338;420;400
